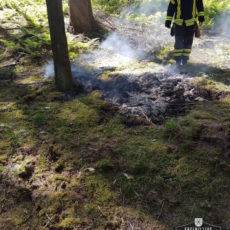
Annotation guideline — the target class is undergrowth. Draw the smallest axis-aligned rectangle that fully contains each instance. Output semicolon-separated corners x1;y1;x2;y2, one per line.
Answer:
0;0;94;63
204;0;230;28
92;0;130;13
97;0;230;29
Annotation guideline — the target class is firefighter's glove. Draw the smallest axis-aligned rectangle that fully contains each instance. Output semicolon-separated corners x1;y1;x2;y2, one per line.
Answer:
165;20;171;29
198;16;205;23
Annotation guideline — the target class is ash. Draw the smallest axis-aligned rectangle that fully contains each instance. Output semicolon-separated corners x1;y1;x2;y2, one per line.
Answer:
72;59;224;123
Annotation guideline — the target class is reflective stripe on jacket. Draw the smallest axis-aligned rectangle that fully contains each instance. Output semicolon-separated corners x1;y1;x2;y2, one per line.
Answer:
166;0;204;26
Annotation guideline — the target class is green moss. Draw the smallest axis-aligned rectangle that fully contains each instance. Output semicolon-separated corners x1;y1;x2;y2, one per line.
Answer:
56;94;103;128
95;158;114;171
46;192;66;214
8;132;22;148
0;138;11;164
0;154;8;165
195;74;230;92
54;175;70;183
87;175;119;207
67;37;96;60
130;159;149;175
17;75;43;84
155;43;174;63
84;203;97;214
11;154;24;163
59;217;81;228
99;71;112;81
32;110;48;126
16;157;35;179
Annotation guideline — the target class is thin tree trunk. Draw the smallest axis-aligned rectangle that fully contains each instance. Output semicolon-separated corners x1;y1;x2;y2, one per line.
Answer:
46;0;73;91
69;0;95;34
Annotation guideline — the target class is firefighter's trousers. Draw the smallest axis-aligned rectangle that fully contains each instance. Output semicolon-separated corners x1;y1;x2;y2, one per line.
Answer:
174;24;195;63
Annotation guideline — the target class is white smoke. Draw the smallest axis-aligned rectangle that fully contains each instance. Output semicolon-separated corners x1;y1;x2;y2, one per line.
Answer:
101;32;136;59
213;12;230;38
101;31;138;59
122;0;168;24
71;30;148;71
134;0;168;16
43;31;142;78
43;60;54;78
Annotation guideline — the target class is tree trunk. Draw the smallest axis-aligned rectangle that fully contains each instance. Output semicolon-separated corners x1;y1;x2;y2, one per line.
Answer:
46;0;73;92
69;0;95;34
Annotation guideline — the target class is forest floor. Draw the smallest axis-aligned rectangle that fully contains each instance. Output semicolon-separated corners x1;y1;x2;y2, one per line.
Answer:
1;2;230;230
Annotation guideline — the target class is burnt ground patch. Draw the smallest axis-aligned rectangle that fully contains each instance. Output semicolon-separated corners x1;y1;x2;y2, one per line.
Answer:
71;61;229;123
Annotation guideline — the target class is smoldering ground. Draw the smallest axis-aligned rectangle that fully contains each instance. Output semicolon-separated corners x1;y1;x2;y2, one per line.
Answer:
44;3;230;122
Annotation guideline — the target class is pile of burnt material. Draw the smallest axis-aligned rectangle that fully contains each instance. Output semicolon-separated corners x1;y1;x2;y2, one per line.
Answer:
72;65;226;123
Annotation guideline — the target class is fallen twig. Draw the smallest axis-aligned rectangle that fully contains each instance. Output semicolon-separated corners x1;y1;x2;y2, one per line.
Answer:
157;200;165;220
97;205;106;217
20;213;33;225
44;213;53;227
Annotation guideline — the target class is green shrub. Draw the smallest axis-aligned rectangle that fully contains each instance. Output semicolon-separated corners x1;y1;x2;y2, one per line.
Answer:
165;120;176;132
203;0;230;28
92;0;130;13
8;133;21;148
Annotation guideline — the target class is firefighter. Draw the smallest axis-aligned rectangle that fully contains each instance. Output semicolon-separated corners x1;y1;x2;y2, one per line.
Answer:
165;0;205;65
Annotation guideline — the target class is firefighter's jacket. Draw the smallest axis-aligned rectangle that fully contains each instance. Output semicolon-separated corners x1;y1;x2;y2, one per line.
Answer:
166;0;205;27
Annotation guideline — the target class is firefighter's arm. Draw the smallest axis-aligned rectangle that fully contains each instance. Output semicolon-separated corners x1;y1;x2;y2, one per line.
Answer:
165;0;176;28
196;0;205;23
